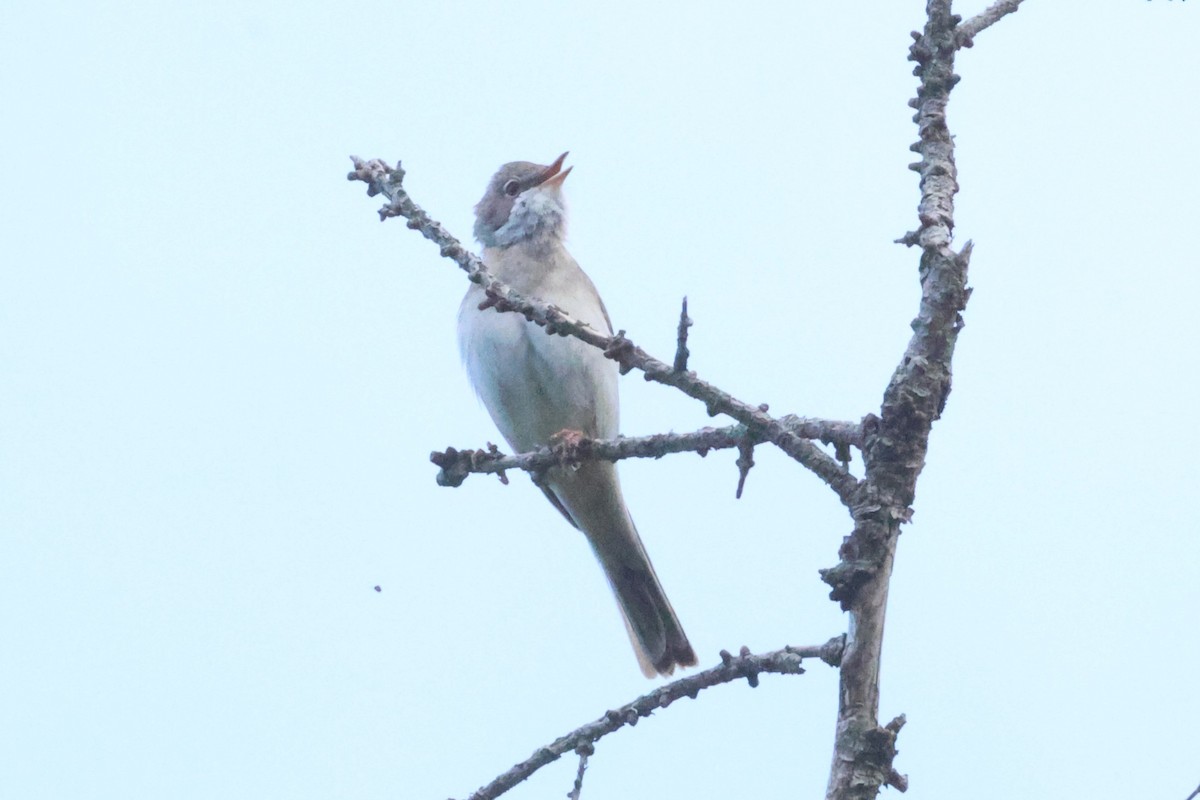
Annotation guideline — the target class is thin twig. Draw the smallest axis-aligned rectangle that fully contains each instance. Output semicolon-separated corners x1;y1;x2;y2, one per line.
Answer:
1185;783;1200;800
734;439;755;499
566;744;592;800
673;296;692;373
882;715;909;792
347;158;861;506
957;0;1024;47
457;639;844;800
430;417;863;487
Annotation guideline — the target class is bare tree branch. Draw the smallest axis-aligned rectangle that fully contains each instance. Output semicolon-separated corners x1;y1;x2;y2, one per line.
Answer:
429;416;864;489
957;0;1024;47
457;640;845;800
347;158;860;505
822;1;994;796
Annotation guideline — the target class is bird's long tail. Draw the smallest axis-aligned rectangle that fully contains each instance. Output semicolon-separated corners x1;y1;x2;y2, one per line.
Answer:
549;462;696;677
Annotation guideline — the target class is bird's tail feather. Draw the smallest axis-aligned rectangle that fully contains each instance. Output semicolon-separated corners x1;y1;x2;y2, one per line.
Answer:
551;461;696;677
603;554;697;678
549;460;696;681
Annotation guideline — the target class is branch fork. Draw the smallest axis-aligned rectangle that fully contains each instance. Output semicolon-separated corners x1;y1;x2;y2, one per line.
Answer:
350;4;1024;798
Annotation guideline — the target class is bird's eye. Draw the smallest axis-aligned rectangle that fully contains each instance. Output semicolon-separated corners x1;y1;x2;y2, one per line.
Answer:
503;179;520;197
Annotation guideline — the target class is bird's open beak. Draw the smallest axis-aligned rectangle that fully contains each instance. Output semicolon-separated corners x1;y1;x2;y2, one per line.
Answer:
536;151;572;189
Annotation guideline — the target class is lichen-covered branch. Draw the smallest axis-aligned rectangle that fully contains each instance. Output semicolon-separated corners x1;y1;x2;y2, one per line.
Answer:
458;640;845;800
429;416;864;489
347;158;859;505
822;1;1012;797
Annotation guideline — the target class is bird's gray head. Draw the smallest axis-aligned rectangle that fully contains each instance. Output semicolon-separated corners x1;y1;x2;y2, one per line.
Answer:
473;152;572;248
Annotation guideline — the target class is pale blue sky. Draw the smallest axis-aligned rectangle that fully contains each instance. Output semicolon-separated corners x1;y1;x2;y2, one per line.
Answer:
3;2;1198;799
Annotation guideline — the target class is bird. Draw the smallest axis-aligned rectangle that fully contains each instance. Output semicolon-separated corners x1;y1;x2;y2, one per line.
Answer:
457;152;697;677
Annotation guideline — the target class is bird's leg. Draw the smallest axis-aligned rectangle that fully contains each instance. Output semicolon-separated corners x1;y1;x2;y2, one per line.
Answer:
549;429;591;467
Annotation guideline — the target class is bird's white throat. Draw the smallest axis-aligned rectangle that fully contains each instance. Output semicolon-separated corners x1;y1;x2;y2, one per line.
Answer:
489;187;566;247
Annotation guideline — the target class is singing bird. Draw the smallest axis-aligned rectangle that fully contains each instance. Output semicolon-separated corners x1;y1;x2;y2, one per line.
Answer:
457;153;697;677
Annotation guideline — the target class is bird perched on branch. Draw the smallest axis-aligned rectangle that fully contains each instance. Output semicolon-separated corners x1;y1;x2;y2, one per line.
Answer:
457;153;696;677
